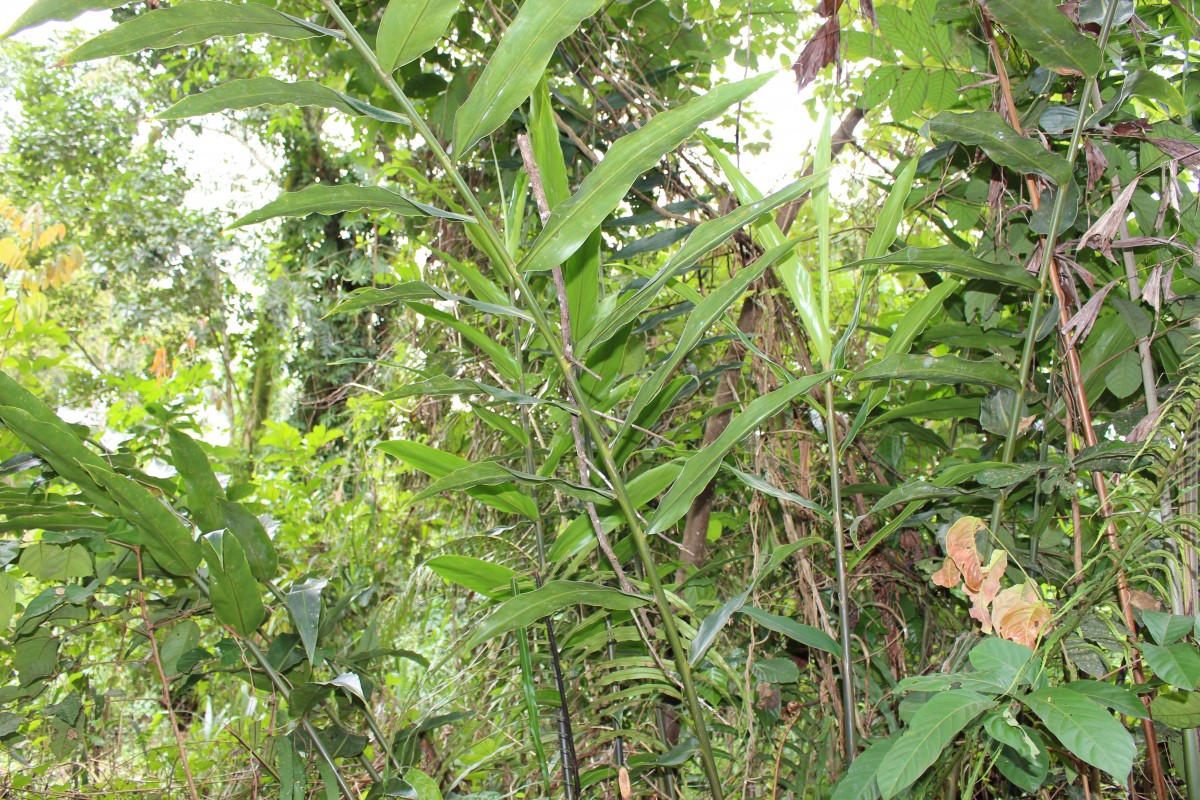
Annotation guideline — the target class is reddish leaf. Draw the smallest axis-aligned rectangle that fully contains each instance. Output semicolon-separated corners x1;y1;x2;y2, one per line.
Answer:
792;17;841;91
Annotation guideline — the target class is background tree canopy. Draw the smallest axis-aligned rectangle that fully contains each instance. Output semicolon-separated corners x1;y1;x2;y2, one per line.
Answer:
0;0;1198;798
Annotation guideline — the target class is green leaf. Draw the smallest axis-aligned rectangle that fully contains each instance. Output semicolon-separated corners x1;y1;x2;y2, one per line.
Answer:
967;638;1033;689
326;281;441;316
1141;610;1196;645
378;0;461;71
402;768;443;800
854;354;1018;389
623;237;802;432
986;0;1103;76
378;441;537;518
65;1;324;64
927;111;1074;185
3;0;125;39
751;657;800;684
646;372;828;536
831;737;896;800
229;184;473;229
168;428;225;534
519;74;772;275
726;468;830;519
876;690;996;798
0;574;15;632
217;499;278;582
690;588;751;666
580;171;821;352
405;302;521;381
1142;642;1200;689
704;137;830;364
453;0;604;155
425;555;517;598
18;543;93;582
865;159;918;260
851;245;1037;288
413;461;612;506
158;77;408;124
287;578;325;666
202;530;266;637
464;581;648;649
1150;690;1200;729
1123;70;1187;117
1022;686;1134;782
1067;680;1149;719
740;606;839;655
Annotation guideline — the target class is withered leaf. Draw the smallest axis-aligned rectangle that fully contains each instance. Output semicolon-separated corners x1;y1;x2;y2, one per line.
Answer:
1147;137;1200;169
1061;279;1118;348
792;17;841;92
992;582;1052;648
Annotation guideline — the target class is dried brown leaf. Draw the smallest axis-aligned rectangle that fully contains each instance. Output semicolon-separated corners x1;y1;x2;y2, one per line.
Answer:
992;582;1051;647
1077;178;1138;259
1147;137;1200;169
792;17;841;91
1062;279;1118;348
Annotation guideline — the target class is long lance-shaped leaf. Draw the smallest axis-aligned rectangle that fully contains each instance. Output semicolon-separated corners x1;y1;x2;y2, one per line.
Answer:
876;691;996;798
64;1;327;64
519;74;773;275
378;0;461;72
168;428;225;534
3;0;125;39
463;581;649;649
378;440;537;519
581;171;822;353
853;354;1019;390
622;237;802;436
703;137;831;364
425;555;517;598
326;280;528;321
379;376;547;407
739;606;839;654
452;0;604;155
230;184;473;229
405;302;521;382
646;372;828;536
1022;687;1134;782
986;0;1102;76
845;244;1037;288
926;111;1073;186
202;531;266;637
411;461;614;506
159;78;408;125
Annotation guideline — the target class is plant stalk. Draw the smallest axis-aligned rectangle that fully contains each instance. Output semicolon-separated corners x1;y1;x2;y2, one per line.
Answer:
319;4;726;795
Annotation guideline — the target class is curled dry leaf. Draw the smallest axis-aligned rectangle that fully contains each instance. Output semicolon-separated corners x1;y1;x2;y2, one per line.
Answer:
1061;279;1118;348
1146;137;1200;169
931;517;1008;633
991;582;1052;648
1077;178;1138;260
792;17;841;91
1128;588;1162;612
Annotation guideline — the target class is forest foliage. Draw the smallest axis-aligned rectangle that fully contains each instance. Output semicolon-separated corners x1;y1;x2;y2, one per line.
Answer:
0;0;1199;798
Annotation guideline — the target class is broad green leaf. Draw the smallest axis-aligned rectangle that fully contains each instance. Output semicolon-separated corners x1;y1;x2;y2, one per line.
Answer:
869;397;981;427
1141;609;1196;645
927;111;1073;185
3;0;124;39
403;768;443;800
217;500;277;582
854;354;1019;390
740;606;839;655
425;555;517;598
519;75;772;274
1022;686;1134;782
1142;642;1200;689
0;574;15;631
326;281;441;316
865;159;918;260
876;690;995;798
623;237;802;432
581;171;821;352
967;638;1033;689
752;657;800;683
1150;690;1200;729
159;78;408;124
168;428;225;534
464;581;649;649
378;0;461;71
704;137;830;363
453;0;604;155
378;441;537;518
18;543;93;582
287;578;326;666
689;588;751;666
851;245;1037;288
202;530;266;637
412;461;612;506
831;737;896;800
1123;70;1187;117
1067;680;1149;719
65;1;324;64
528;79;570;208
986;0;1102;76
230;185;472;229
646;372;828;536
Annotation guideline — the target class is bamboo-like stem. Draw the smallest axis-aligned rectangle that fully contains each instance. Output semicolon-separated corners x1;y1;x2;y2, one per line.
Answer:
318;4;727;795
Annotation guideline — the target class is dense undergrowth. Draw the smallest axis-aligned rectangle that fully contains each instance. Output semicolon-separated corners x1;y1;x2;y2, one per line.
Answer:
1;0;1199;798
